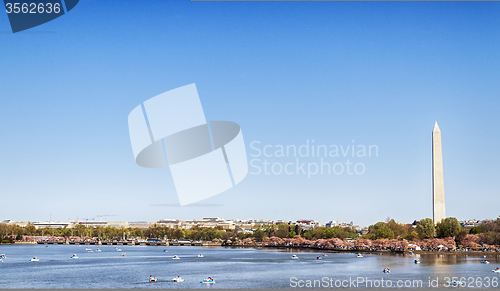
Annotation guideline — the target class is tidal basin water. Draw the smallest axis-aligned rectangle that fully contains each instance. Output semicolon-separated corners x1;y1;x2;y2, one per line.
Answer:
0;244;499;288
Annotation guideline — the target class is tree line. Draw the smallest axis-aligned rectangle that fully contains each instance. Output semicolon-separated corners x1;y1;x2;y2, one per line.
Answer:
0;222;359;243
0;223;144;242
363;217;500;247
2;217;500;249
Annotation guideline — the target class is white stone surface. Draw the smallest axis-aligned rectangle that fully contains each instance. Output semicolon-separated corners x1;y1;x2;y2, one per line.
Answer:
432;122;446;224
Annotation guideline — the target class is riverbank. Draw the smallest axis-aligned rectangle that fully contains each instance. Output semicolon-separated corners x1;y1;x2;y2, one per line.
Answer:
1;240;221;247
3;242;499;256
223;244;500;256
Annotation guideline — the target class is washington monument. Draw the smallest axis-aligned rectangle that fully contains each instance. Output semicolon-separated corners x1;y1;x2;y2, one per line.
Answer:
432;122;446;224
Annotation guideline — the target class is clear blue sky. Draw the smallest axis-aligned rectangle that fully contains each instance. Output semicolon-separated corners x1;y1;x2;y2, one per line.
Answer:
1;1;499;226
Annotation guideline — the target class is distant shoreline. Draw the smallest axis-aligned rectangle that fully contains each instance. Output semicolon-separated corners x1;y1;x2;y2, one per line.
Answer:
223;245;500;256
3;242;499;256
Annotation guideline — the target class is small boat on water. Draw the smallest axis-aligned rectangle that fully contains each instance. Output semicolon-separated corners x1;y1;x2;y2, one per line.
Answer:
87;250;93;253
0;254;6;259
71;254;78;259
163;249;168;252
480;255;487;258
323;253;328;257
197;254;204;258
31;257;39;262
383;268;390;273
492;268;500;273
449;280;459;286
85;247;91;251
357;254;363;258
149;276;157;282
172;276;185;282
116;248;122;252
316;256;322;260
201;277;215;284
172;255;180;260
481;260;490;264
122;253;126;257
96;249;101;252
291;255;299;260
414;259;420;264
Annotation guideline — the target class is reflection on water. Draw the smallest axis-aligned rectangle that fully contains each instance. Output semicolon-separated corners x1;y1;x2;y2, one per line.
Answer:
0;245;498;288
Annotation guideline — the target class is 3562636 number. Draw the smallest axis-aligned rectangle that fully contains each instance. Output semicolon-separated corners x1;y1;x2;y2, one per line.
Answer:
443;276;498;288
5;2;61;14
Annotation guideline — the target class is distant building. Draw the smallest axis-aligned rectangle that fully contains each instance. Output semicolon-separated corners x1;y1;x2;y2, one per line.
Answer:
237;223;254;231
157;219;181;224
216;221;235;230
326;221;356;229
129;221;151;229
325;221;338;227
459;219;492;230
34;221;71;229
103;221;129;228
157;219;186;229
296;220;322;229
351;225;362;232
2;217;372;232
78;221;108;227
202;217;225;223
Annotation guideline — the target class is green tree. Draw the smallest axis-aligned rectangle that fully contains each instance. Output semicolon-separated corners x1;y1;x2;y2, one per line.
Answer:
366;221;386;236
131;227;144;237
75;224;88;237
303;230;314;240
294;224;302;236
322;227;338;239
436;217;461;238
469;225;488;234
405;231;419;241
337;230;350;240
416;218;435;239
455;230;468;245
253;229;265;241
276;224;290;238
375;226;394;239
25;223;36;236
483;232;500;245
262;224;276;237
237;231;248;240
387;219;410;238
369;222;386;232
173;229;184;239
311;227;324;239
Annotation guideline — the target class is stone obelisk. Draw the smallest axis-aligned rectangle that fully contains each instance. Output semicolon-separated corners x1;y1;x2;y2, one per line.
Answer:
432;122;446;224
